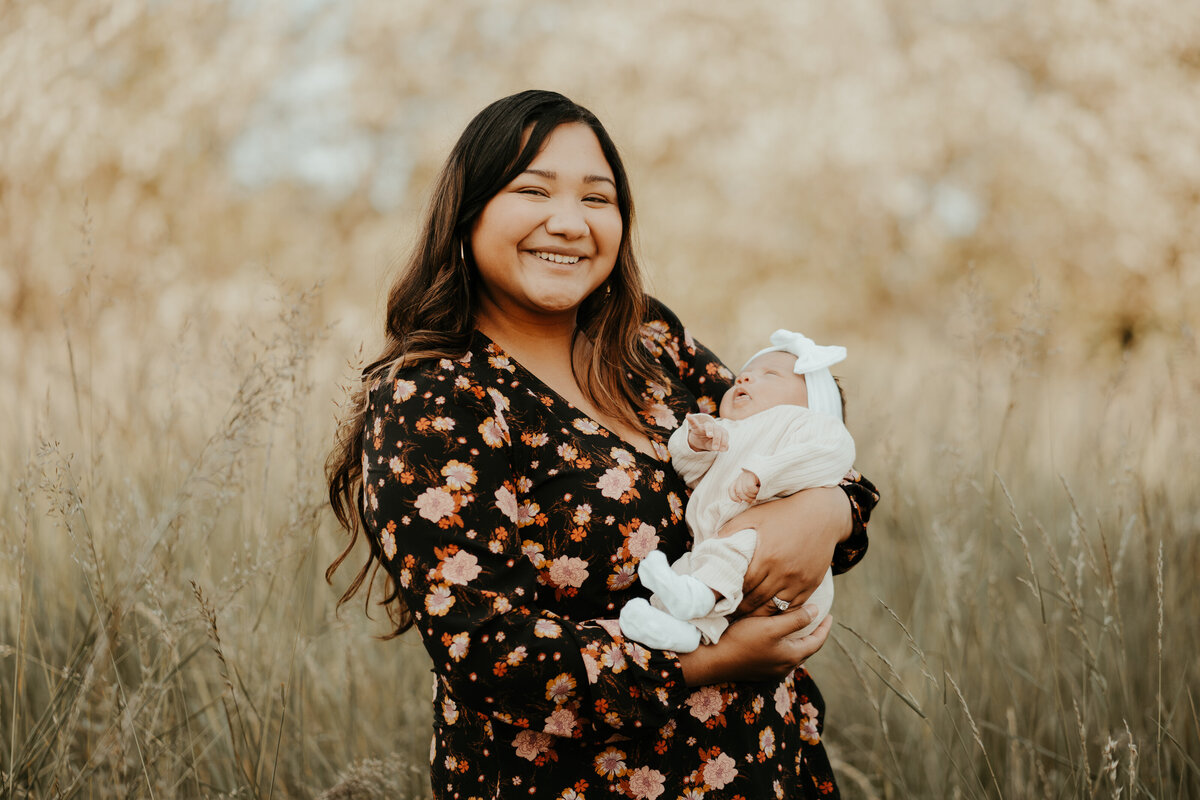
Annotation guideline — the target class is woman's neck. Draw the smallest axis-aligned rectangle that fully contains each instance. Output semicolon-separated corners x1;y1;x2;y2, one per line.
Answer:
473;300;579;367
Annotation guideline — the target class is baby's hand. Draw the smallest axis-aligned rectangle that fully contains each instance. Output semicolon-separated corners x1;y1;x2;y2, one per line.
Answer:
686;414;729;452
730;469;760;503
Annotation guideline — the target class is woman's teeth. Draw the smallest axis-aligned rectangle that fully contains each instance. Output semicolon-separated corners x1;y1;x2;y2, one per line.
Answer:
532;251;581;265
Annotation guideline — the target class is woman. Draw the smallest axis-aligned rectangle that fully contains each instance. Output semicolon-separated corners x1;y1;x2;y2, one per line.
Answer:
327;90;879;799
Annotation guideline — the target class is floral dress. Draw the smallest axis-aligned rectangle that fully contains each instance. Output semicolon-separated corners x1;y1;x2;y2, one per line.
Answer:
362;299;879;800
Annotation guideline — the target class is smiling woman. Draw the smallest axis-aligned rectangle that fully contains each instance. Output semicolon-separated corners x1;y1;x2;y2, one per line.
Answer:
470;122;623;324
326;90;879;799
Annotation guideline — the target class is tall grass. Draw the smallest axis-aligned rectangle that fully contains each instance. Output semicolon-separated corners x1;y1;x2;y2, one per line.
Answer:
2;234;1196;798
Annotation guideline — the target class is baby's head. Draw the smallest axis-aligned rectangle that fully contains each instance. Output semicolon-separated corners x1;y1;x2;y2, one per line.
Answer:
718;330;846;422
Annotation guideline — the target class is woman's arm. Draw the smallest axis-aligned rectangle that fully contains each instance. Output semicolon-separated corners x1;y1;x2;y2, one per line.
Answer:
720;482;873;614
678;606;833;686
363;362;690;742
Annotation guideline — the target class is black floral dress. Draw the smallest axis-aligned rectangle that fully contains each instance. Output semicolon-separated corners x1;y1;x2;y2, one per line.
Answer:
362;299;879;800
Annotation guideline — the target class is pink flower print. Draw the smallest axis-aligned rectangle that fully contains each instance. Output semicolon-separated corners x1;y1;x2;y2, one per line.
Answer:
425;584;454;616
610;447;636;467
594;746;627;778
667;493;684;520
543;706;577;737
545;673;576;704
441;460;477;489
492;595;511;613
626;523;659;559
505;646;527;666
759;725;776;757
517;499;540;527
488;353;515;372
696;396;717;415
686;686;724;722
380;527;397;560
599;643;627;672
607;563;637;590
647;402;677;429
773;683;791;717
431;416;455;432
572;504;592;526
479;417;508;447
441;696;458;724
494;485;519;523
702;751;738;790
512;730;552;761
414;487;456;523
573;418;601;435
597;468;633;500
595;618;623;638
446;632;469;661
441;551;481;585
645;380;669;401
557;443;578;461
547;556;589;589
388;456;404;474
521;540;546;568
800;714;821;745
581;652;600;684
534;619;561;638
525;432;549;447
454;374;470;389
393;378;416;402
798;701;821;744
487;386;510;410
627;766;666;800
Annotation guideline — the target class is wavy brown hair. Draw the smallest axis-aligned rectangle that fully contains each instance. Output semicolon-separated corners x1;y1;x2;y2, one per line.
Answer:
326;90;665;635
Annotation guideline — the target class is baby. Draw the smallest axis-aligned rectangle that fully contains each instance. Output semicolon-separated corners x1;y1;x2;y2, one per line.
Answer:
619;329;855;653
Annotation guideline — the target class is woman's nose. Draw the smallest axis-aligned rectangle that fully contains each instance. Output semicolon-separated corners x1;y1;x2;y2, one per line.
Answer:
543;203;589;239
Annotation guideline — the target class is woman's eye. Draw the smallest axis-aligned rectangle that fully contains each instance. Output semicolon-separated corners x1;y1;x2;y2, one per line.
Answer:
584;195;612;205
518;187;547;197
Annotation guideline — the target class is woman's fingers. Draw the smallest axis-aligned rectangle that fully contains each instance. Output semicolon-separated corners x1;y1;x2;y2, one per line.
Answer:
783;613;833;663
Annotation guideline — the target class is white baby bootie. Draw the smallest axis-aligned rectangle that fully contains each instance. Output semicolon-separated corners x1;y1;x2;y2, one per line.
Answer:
618;598;702;653
637;550;717;621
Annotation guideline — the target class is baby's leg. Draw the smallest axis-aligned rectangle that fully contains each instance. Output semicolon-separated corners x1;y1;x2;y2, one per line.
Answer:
787;567;834;639
681;528;758;617
618;598;702;653
637;550;717;621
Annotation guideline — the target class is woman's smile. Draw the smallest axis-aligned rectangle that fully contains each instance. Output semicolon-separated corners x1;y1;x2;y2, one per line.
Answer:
469;122;623;323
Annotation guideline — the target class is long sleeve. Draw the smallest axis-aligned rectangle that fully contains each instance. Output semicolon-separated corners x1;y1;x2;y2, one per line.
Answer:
741;408;856;502
362;360;690;744
665;420;720;488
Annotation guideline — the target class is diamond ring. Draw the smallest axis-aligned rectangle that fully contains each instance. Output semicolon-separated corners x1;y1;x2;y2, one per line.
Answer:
771;595;790;612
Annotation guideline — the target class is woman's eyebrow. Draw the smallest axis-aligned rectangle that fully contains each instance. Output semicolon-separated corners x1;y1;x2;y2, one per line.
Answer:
522;168;615;187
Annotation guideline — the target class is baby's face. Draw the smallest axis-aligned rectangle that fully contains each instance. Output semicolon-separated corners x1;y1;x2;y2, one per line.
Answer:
718;351;809;420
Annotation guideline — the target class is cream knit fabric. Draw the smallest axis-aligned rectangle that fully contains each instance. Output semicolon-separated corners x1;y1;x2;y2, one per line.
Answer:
657;403;855;644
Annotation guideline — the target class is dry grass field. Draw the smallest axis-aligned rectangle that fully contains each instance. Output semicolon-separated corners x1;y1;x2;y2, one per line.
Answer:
2;2;1198;797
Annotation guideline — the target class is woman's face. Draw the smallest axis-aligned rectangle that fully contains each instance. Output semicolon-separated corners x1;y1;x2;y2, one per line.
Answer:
469;122;623;324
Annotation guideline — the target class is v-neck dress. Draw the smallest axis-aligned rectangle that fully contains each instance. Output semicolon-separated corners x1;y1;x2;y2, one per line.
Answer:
361;298;879;800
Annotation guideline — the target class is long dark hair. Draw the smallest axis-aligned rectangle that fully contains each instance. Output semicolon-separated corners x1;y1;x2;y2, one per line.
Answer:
326;90;664;635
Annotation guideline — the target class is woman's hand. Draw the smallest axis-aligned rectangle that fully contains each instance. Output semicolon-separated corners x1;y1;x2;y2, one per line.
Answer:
720;487;852;616
677;606;833;686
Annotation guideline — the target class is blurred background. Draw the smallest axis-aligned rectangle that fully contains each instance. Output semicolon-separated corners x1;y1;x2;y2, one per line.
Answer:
2;1;1197;797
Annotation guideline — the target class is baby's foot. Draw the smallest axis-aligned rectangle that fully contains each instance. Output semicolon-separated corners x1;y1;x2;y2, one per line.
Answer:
618;598;702;653
638;551;717;620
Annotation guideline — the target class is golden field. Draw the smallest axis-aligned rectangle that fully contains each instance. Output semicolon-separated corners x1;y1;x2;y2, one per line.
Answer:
1;1;1197;797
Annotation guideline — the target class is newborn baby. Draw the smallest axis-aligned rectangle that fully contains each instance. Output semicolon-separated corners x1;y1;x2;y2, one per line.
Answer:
619;329;855;653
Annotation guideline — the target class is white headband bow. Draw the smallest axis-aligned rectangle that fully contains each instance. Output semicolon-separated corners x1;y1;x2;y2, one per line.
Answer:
742;329;847;422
